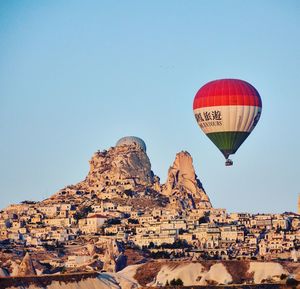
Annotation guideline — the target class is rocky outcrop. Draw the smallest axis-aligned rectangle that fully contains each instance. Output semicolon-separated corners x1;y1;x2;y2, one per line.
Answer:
86;243;96;256
17;252;37;276
1;261;298;289
69;143;155;194
103;240;127;273
46;140;210;212
162;151;212;209
0;267;9;277
0;272;121;289
126;260;298;287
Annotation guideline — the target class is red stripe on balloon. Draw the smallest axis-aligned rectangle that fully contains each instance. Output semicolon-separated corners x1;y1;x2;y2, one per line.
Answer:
193;79;262;109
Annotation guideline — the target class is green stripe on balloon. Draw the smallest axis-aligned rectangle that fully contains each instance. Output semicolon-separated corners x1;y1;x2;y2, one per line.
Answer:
206;131;250;159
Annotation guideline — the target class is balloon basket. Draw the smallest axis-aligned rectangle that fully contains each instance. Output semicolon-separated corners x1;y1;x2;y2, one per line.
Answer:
225;159;233;166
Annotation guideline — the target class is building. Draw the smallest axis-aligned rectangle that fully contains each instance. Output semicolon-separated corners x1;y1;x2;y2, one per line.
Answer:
66;255;91;268
79;214;107;233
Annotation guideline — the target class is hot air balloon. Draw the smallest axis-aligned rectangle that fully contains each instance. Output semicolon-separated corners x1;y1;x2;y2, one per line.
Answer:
193;79;262;166
116;136;147;152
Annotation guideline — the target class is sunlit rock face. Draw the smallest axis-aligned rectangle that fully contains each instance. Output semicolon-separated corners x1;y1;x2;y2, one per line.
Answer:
73;142;154;193
45;138;167;210
45;140;211;212
162;151;212;209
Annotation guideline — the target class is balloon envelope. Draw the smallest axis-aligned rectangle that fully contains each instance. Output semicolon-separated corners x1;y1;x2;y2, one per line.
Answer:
193;79;262;159
116;136;147;152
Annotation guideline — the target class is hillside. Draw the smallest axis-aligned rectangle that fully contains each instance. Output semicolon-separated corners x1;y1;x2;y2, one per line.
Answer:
42;139;212;211
1;261;299;289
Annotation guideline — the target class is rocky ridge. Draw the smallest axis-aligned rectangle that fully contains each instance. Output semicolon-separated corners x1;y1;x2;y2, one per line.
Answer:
103;239;127;273
16;252;37;276
76;143;155;191
1;261;299;289
46;140;212;211
162;151;211;209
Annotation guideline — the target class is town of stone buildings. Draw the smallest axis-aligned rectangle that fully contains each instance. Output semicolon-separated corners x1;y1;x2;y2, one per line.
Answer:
0;137;299;284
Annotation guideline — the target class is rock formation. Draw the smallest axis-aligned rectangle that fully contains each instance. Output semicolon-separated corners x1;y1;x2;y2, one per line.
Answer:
86;243;96;256
46;139;211;212
66;143;156;195
162;151;212;209
103;239;127;272
17;252;37;276
0;267;9;277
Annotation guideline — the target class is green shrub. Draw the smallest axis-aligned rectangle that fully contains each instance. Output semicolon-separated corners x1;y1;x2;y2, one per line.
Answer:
280;273;288;280
170;278;184;286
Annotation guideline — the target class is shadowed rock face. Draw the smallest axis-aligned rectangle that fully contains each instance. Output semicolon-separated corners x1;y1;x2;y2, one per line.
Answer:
0;267;9;277
17;252;37;276
73;143;154;192
103;240;127;273
162;151;212;209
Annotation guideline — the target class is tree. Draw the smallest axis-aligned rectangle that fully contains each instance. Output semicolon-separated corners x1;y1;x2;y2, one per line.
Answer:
73;206;93;220
170;239;190;249
148;241;155;249
107;218;121;225
280;274;288;280
150;250;170;259
170;278;184;286
199;216;208;223
21;200;36;204
124;189;134;197
176;279;183;286
128;218;139;224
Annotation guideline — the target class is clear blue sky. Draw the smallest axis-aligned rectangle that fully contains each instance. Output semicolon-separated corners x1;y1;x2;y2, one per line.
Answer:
1;1;299;213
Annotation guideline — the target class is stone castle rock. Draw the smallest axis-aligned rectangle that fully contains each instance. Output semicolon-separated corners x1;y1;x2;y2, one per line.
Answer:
49;138;211;212
162;151;212;209
69;142;156;195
